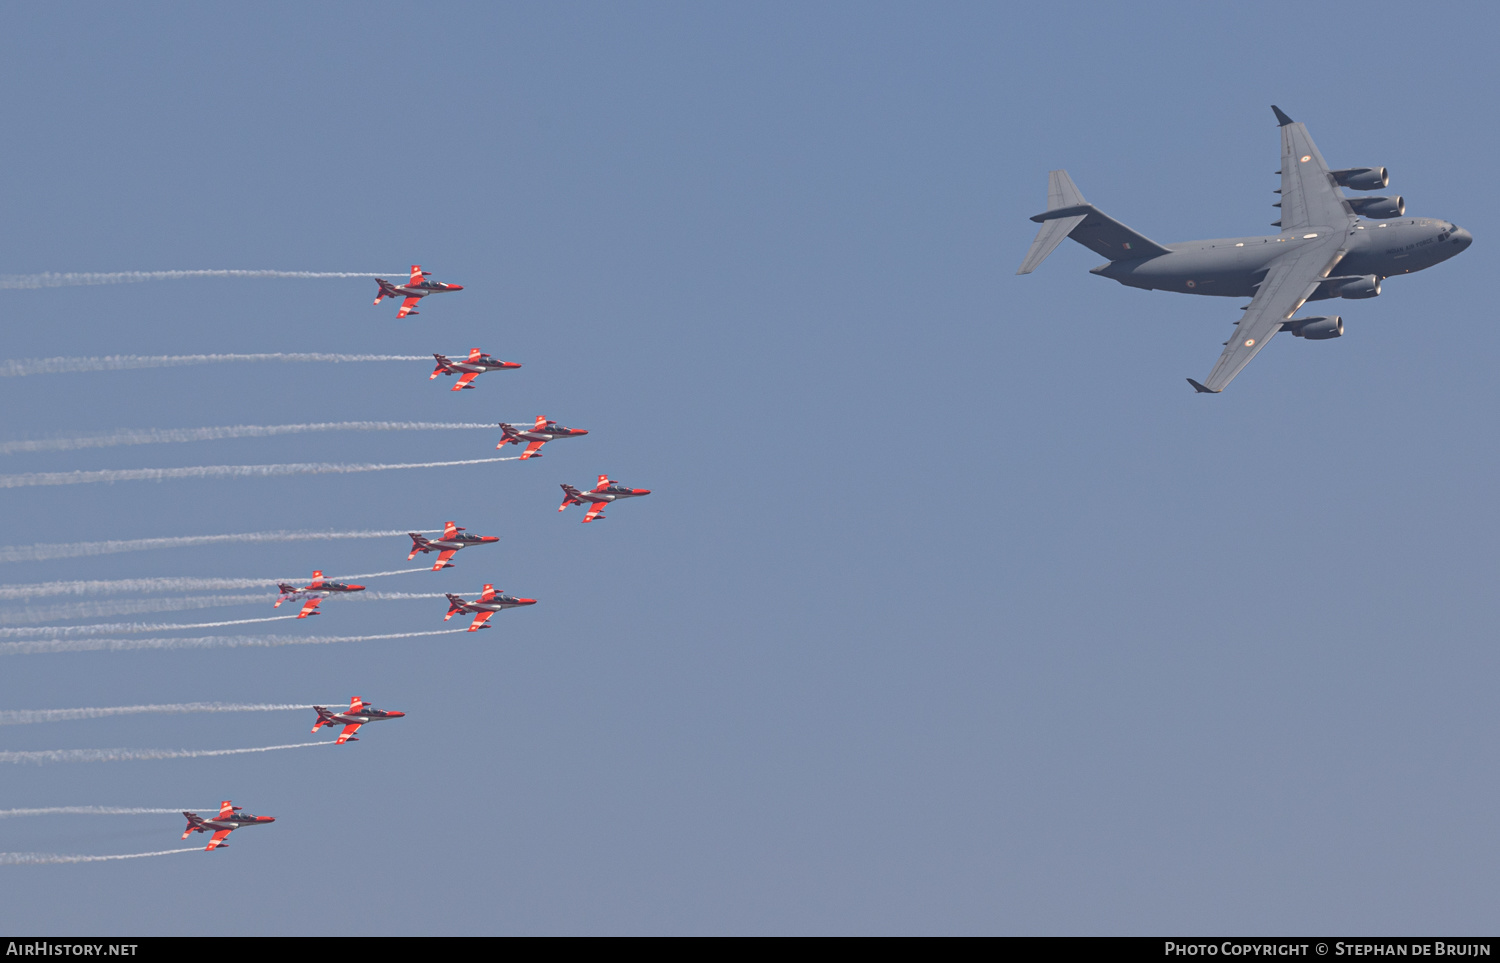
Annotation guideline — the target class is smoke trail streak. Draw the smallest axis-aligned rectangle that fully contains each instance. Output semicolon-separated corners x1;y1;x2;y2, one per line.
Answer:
0;568;431;601
0;704;307;725
331;567;431;580
0;595;270;626
0;741;332;764
0;422;493;454
0;848;201;864
0;807;193;817
0;628;466;656
360;591;447;600
0;456;520;488
0;353;426;377
0;615;297;639
0;269;396;290
0;530;413;564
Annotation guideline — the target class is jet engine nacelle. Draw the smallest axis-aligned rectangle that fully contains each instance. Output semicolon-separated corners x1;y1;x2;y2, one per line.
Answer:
1347;195;1404;218
1286;315;1344;340
1331;167;1389;191
1337;276;1381;300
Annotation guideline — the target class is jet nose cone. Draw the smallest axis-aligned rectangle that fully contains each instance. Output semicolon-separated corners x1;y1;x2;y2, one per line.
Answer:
517;598;538;605
1455;227;1473;249
450;284;464;290
262;817;276;823
389;711;407;718
349;585;366;592
634;489;651;495
575;429;589;435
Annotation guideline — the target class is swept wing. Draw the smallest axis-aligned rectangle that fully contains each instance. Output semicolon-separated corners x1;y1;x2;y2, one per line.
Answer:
1188;235;1346;393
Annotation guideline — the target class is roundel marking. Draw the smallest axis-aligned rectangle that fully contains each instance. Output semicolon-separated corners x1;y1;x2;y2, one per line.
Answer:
1244;338;1256;347
1185;279;1196;288
1300;154;1311;162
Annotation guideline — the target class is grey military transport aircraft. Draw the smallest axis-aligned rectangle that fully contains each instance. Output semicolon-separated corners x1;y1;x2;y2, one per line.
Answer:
1018;106;1471;392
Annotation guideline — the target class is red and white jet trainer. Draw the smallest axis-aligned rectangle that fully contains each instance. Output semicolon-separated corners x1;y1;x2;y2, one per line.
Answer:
311;696;406;744
498;416;589;458
558;474;652;523
181;800;275;852
430;348;521;391
373;265;464;319
407;521;499;570
273;570;365;619
443;583;537;631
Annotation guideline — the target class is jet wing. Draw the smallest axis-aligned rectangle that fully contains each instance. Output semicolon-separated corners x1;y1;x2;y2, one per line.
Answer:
468;610;495;631
451;371;479;391
297;597;322;618
1189;235;1347;393
336;723;362;744
204;828;233;851
396;296;421;318
432;549;458;571
582;502;607;523
520;440;546;459
1274;107;1354;231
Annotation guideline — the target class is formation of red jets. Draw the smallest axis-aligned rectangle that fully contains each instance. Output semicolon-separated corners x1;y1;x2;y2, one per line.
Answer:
189;266;654;852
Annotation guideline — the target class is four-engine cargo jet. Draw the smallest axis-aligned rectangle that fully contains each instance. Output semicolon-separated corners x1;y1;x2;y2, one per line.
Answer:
430;348;522;391
443;583;537;631
1018;106;1471;392
497;416;589;458
373;265;464;319
311;696;406;744
181;801;275;851
274;570;366;618
407;521;499;570
559;475;652;523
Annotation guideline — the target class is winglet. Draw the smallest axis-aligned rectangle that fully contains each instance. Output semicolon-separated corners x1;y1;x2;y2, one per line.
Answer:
1186;378;1221;394
1271;105;1294;127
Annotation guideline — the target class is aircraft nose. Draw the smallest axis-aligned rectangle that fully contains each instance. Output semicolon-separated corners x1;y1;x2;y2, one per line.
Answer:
634;489;651;495
574;429;589;435
1454;227;1473;249
389;711;407;718
450;284;464;290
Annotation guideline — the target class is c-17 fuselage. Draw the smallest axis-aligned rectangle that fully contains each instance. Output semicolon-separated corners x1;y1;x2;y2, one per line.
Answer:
1091;217;1470;300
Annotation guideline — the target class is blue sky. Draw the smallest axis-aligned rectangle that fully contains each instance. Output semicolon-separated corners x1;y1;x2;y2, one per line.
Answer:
0;1;1496;935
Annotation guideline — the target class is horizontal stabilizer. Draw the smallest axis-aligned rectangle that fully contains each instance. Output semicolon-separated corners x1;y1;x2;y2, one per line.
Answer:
1017;214;1086;275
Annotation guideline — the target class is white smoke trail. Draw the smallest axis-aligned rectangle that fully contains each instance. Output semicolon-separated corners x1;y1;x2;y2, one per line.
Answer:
0;353;426;377
0;568;432;601
0;529;414;564
0;848;201;864
0;615;297;639
360;591;447;600
0;595;271;626
0;422;493;454
0;627;466;656
331;567;431;580
0;807;193;817
0;579;270;601
0;741;332;764
0;269;396;290
0;456;520;488
0;703;307;725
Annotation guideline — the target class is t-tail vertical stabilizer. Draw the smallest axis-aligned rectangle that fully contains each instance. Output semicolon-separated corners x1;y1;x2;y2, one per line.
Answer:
1017;170;1089;274
1017;170;1172;274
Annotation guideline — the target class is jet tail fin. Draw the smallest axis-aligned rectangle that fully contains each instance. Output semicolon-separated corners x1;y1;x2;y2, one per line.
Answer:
1017;170;1171;274
1017;171;1088;275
